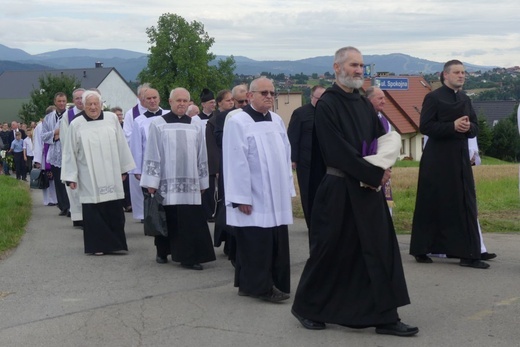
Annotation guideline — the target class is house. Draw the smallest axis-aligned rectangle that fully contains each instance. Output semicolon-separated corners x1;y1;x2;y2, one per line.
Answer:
0;64;136;123
362;76;432;161
471;100;517;126
274;91;302;127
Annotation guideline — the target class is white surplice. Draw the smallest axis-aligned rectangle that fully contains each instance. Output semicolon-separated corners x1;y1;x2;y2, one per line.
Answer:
33;121;57;205
140;116;209;205
128;109;167;220
223;111;295;228
60;106;83;221
123;103;147;220
61;112;135;204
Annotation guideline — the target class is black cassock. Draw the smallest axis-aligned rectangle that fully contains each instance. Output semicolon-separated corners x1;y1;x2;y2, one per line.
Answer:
292;84;410;326
287;102;315;229
410;85;480;259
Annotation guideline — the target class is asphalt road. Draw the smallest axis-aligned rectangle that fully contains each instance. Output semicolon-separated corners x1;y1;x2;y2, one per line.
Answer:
0;189;519;346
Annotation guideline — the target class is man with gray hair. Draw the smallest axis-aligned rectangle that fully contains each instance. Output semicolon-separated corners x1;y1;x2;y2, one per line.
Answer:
366;86;395;216
291;47;417;336
62;91;135;255
140;88;215;270
186;104;200;117
223;77;294;302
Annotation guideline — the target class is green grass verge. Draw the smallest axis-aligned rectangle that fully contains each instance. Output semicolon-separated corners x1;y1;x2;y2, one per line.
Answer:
0;175;32;256
293;163;519;234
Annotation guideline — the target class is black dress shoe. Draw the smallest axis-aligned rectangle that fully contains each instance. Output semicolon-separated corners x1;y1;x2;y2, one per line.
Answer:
414;255;433;263
258;286;290;303
181;263;203;270
73;220;83;228
481;252;497;260
58;209;68;216
291;308;326;330
376;321;419;337
460;259;490;269
156;256;168;264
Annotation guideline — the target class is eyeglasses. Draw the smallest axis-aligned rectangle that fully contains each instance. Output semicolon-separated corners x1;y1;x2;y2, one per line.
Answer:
252;90;278;97
311;94;321;99
235;99;248;104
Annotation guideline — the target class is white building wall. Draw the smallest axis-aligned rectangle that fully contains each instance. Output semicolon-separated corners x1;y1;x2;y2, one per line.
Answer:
97;71;136;112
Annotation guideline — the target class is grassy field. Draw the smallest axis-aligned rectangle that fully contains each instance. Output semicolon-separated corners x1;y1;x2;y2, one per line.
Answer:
0;175;32;258
292;160;520;234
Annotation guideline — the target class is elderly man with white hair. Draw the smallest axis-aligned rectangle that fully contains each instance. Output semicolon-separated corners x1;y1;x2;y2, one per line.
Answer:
62;91;135;255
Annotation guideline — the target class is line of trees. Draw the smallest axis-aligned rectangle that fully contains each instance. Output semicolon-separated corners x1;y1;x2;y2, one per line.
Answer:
478;111;520;162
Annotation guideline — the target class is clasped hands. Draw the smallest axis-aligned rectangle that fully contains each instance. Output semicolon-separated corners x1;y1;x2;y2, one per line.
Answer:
454;116;470;133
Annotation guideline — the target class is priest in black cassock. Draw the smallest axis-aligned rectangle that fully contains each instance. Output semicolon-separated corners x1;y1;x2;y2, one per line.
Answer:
410;60;488;269
291;47;417;337
287;85;325;232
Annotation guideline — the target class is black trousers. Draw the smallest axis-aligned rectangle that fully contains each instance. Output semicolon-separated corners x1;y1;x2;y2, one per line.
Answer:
51;165;70;212
13;152;26;180
235;225;290;295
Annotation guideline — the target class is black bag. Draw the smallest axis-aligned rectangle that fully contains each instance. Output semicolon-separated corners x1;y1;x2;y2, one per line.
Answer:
143;191;168;237
30;168;49;189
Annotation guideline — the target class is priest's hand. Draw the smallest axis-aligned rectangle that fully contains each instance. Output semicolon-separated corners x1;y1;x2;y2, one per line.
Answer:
148;187;156;195
238;204;252;215
292;162;297;170
134;174;141;180
454;116;470;133
69;182;77;190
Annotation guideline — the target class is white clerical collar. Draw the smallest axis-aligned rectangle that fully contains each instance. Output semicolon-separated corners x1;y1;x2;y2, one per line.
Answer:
250;104;269;117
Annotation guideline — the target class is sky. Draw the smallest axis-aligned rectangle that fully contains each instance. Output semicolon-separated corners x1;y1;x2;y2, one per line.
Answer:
1;0;519;68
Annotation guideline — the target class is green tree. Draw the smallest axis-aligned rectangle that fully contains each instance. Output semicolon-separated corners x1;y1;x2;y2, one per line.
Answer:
477;115;493;155
138;13;235;106
487;118;520;162
18;74;79;123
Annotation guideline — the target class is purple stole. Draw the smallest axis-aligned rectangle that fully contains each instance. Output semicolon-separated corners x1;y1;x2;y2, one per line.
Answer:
68;108;76;124
378;114;393;206
379;114;390;133
132;105;140;119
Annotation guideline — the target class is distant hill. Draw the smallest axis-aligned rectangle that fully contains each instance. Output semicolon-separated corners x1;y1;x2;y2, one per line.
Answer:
0;60;53;71
0;44;497;82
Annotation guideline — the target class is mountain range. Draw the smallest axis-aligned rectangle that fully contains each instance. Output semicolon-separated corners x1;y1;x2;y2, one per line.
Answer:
0;44;496;82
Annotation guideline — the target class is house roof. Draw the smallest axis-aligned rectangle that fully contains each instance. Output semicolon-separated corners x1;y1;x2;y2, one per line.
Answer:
362;76;432;134
471;100;517;124
0;67;122;99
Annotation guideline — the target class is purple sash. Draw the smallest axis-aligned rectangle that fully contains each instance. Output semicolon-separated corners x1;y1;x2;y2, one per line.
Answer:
68;108;76;124
43;143;51;171
132;105;140;119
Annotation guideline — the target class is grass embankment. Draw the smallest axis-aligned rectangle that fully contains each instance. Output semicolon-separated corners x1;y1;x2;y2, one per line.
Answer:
0;176;32;257
292;157;520;234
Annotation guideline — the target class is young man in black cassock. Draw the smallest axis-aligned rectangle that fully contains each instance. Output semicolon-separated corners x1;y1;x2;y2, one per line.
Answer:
410;60;489;269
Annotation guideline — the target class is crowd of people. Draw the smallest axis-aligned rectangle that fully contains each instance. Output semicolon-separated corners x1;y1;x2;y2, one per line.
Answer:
5;45;517;339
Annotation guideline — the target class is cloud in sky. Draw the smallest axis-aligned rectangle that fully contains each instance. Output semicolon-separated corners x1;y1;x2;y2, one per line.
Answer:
1;0;519;67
